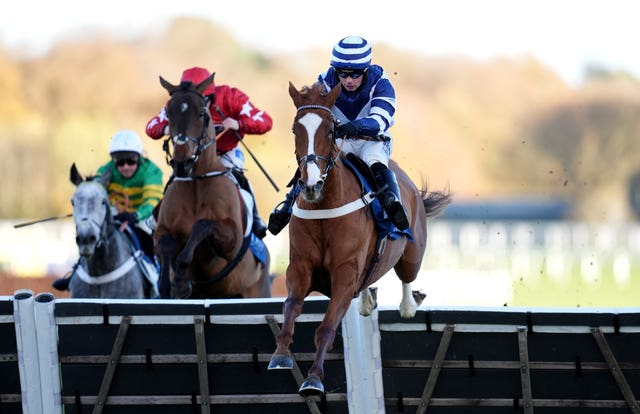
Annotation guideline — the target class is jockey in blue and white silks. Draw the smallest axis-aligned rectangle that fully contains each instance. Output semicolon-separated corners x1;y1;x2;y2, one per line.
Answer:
268;35;409;235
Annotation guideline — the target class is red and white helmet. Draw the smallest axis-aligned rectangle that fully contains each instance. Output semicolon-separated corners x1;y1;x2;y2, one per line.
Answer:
180;67;216;96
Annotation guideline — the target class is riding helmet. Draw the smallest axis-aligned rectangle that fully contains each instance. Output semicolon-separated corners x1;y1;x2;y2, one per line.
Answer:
180;67;216;96
330;36;372;71
109;130;143;155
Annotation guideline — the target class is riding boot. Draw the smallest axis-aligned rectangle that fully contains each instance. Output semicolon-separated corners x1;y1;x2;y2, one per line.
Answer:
52;274;72;291
232;169;267;239
268;187;296;236
374;167;410;230
52;260;80;291
252;202;268;239
268;170;300;236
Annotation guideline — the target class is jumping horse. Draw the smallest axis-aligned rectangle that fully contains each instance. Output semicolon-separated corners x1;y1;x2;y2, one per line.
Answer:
69;163;152;299
153;73;271;299
268;82;452;396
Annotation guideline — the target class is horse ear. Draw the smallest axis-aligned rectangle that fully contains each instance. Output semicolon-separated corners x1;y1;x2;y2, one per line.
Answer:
196;74;215;95
70;163;84;186
160;76;178;95
327;83;342;105
97;169;111;189
289;82;302;106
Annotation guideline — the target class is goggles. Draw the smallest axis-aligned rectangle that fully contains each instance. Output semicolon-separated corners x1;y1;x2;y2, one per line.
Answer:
337;70;365;79
114;157;139;167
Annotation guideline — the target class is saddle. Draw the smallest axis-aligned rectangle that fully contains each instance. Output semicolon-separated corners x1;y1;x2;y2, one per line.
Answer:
120;224;160;298
341;153;413;241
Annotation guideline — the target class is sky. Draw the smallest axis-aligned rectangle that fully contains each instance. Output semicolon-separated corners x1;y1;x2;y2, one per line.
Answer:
0;0;638;85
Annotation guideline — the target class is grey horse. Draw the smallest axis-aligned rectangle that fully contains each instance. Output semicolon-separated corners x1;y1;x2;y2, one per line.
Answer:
68;163;150;299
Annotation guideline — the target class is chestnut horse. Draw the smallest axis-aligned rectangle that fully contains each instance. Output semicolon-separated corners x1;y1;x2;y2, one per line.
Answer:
153;73;271;299
268;82;451;396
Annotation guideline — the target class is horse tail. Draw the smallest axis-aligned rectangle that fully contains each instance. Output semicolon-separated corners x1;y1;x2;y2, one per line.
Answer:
420;183;453;218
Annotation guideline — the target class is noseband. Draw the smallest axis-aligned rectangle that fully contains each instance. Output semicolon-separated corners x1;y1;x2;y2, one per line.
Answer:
295;104;340;180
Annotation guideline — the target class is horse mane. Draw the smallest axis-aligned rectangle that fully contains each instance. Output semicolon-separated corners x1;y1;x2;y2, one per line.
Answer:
176;81;200;94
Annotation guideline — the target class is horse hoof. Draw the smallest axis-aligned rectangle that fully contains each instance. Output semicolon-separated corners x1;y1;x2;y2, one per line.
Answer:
299;376;324;397
268;353;293;370
412;290;427;306
172;281;192;299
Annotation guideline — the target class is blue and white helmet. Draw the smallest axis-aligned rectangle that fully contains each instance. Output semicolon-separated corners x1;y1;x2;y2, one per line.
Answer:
330;36;372;71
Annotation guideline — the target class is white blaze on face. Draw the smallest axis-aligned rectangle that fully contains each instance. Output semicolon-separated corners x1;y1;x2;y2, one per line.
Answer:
298;113;323;187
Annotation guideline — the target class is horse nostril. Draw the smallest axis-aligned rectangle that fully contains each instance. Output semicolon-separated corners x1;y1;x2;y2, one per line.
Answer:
314;181;324;192
297;179;307;191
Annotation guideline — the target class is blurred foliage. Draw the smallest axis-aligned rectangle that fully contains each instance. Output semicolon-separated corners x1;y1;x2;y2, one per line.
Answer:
1;17;640;222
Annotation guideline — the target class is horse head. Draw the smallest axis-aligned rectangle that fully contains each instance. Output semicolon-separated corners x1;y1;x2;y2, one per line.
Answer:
289;82;342;203
70;163;112;257
160;73;217;178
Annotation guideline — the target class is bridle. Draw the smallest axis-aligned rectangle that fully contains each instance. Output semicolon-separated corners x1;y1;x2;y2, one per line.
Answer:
291;104;377;219
162;88;216;176
295;104;342;182
73;186;111;250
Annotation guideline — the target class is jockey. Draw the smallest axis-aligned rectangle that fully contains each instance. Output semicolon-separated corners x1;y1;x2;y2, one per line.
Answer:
268;35;409;235
52;130;164;291
146;66;273;239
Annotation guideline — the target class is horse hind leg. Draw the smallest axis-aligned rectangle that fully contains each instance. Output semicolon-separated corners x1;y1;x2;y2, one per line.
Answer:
394;260;426;319
399;283;426;318
358;286;378;316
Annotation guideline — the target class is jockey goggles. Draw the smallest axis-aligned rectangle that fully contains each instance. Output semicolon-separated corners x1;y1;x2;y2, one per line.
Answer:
114;156;139;167
336;69;366;79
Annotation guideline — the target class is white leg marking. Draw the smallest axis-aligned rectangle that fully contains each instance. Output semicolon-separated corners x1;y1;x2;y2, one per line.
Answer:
399;283;418;319
358;288;376;316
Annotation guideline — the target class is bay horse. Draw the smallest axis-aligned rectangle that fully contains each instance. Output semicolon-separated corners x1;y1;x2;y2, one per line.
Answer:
153;73;271;299
268;82;452;396
69;163;152;299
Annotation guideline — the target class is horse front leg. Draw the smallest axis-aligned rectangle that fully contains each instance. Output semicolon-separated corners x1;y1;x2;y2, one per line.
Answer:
173;219;216;299
300;268;357;397
268;263;311;371
156;234;177;299
268;294;304;370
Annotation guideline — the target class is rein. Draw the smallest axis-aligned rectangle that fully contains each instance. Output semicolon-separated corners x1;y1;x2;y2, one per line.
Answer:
172;169;231;182
294;104;370;220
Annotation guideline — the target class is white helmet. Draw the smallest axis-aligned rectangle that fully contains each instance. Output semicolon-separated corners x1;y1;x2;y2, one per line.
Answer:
109;130;143;155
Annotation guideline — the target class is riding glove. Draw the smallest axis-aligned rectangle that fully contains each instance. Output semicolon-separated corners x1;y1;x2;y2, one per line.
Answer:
115;212;139;225
335;122;357;138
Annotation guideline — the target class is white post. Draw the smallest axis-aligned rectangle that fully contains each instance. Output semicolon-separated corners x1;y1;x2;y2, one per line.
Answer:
341;298;386;414
34;293;62;414
13;289;43;413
